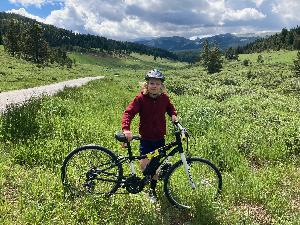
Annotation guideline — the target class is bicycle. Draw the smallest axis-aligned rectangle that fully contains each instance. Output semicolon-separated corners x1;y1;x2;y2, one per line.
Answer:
61;121;222;209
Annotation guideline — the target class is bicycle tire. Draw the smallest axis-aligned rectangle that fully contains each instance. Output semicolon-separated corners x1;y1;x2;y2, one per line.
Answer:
164;157;222;209
61;145;123;196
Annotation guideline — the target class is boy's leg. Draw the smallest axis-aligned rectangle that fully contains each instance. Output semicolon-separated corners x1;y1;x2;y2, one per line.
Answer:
140;158;159;180
139;139;164;203
139;158;158;202
140;158;149;171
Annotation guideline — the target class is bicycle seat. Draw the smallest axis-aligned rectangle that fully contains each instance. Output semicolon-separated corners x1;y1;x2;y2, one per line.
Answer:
115;132;140;142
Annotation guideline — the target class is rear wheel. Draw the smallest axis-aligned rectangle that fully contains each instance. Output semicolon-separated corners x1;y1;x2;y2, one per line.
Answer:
61;145;123;196
164;157;222;209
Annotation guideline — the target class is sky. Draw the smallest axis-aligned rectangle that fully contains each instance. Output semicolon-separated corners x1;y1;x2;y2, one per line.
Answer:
1;0;300;41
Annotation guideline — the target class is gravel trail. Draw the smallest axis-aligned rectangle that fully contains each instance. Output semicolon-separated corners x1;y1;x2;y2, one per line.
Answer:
0;76;104;112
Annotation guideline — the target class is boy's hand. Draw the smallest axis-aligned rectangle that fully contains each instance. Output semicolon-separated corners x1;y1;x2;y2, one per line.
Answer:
123;130;133;141
171;115;177;123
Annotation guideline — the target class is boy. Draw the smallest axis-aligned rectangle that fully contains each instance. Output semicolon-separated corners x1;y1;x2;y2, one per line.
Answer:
122;69;177;202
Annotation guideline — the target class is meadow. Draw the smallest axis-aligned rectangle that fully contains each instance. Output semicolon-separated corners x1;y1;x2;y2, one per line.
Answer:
0;45;299;224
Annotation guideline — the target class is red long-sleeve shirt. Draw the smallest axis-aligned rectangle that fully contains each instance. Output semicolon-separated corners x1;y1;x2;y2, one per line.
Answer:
122;92;177;141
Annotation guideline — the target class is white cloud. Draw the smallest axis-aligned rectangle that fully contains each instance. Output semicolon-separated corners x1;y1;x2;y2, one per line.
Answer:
251;0;265;8
223;8;266;21
45;3;85;32
8;0;60;7
42;0;269;40
6;8;45;22
45;0;126;34
272;0;300;21
9;0;45;6
6;0;289;40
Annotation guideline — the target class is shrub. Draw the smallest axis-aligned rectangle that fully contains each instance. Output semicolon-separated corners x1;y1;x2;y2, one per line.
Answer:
243;59;250;66
293;51;300;77
257;55;264;63
0;98;42;143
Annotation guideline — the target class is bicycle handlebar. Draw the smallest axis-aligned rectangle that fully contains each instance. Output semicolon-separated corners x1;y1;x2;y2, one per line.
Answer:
173;121;188;139
115;121;188;143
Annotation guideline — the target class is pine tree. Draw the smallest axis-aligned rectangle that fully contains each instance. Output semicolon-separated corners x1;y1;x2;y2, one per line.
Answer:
201;41;223;74
21;23;49;64
2;20;22;57
293;34;300;50
201;39;210;66
206;46;223;73
225;47;238;60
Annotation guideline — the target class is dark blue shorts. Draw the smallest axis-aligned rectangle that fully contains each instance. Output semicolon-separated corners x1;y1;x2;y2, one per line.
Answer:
139;139;165;155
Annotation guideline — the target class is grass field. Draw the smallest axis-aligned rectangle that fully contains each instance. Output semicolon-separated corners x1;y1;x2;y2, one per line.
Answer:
238;50;298;65
0;46;300;224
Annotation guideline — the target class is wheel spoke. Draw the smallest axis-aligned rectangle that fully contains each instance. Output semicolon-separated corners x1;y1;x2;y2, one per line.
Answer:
61;146;122;196
164;157;222;209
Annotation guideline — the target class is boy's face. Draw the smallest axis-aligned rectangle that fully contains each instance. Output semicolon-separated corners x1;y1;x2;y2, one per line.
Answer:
147;78;162;95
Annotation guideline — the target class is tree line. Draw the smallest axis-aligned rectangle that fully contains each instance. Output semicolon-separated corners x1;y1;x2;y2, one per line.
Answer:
0;12;180;62
0;12;226;65
1;12;299;74
236;27;300;54
2;20;73;67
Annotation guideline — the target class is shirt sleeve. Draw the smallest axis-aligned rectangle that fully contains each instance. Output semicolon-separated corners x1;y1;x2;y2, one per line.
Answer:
121;95;141;131
166;94;177;117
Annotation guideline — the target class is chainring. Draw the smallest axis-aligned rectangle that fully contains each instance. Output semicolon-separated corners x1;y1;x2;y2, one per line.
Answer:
124;175;143;194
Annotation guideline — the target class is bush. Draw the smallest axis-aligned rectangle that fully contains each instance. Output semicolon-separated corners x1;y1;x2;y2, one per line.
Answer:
0;98;42;143
257;55;264;63
243;59;250;66
167;81;189;95
293;51;300;77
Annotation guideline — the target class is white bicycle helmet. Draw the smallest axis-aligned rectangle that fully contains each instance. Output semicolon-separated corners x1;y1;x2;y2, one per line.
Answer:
145;69;165;82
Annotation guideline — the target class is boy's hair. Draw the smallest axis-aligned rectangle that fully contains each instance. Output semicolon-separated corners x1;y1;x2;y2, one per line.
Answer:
141;81;166;95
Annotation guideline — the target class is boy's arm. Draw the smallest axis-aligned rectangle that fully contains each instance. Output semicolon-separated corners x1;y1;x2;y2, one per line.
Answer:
171;114;177;122
166;95;177;119
122;95;141;139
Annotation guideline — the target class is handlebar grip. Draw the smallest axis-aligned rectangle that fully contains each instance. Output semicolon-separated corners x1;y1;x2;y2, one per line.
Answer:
115;132;140;142
132;135;141;140
173;120;179;125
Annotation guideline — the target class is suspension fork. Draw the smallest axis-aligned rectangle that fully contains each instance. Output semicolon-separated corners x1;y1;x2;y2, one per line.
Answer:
178;142;196;189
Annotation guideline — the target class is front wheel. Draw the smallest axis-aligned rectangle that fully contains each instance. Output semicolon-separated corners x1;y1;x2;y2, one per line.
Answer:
164;157;222;209
61;145;123;196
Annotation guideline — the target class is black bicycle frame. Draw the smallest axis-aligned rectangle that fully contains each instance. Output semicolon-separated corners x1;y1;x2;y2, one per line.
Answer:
91;130;185;185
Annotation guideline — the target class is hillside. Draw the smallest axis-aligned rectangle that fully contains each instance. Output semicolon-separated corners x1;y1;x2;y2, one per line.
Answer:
135;33;258;51
238;27;300;53
0;12;178;61
0;44;300;224
0;45;184;92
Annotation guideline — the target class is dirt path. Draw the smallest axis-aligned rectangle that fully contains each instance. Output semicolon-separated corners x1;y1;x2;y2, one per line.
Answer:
0;76;104;112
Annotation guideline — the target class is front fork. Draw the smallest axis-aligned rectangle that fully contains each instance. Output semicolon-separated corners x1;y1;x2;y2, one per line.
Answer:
180;153;196;189
174;132;196;189
129;161;136;175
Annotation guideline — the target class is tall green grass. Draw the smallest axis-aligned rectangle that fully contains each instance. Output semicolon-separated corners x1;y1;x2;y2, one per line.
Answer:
0;50;300;224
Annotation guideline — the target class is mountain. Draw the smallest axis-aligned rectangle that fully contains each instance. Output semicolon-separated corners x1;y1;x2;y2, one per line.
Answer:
233;31;277;38
135;33;259;51
136;36;200;51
